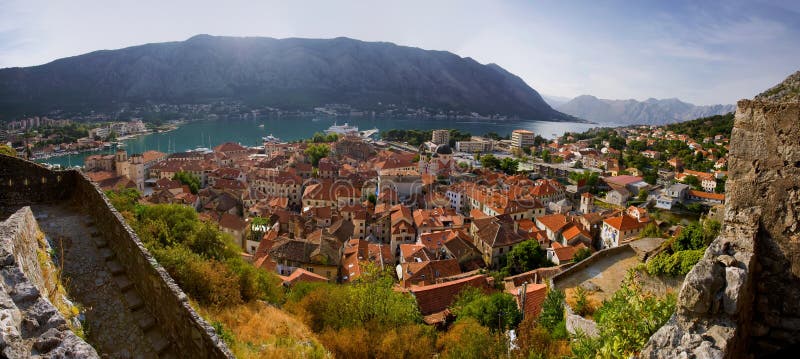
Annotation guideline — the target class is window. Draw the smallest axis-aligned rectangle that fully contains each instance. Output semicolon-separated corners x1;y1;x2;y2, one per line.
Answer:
307;267;314;272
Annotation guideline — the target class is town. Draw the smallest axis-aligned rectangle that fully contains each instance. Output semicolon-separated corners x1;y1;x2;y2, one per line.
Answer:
35;112;730;354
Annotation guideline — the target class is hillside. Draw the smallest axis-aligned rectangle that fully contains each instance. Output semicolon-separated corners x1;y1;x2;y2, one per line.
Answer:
0;35;576;122
662;112;734;140
755;70;800;102
557;95;734;125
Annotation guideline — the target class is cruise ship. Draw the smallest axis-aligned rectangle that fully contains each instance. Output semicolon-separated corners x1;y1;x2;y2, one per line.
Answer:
325;122;359;135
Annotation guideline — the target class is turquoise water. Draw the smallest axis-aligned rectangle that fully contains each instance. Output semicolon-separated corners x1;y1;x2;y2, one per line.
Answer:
37;116;603;167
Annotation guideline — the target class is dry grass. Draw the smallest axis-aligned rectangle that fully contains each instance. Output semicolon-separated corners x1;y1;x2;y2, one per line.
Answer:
564;287;602;319
35;231;85;338
197;301;330;359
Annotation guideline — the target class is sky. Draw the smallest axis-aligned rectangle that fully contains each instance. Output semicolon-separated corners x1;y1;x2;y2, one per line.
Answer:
1;0;798;105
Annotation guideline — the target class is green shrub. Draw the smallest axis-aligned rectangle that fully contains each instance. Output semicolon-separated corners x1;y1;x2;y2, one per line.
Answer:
538;289;565;332
153;246;242;307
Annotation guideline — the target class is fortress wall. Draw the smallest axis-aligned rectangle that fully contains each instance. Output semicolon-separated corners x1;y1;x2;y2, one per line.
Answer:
72;171;234;358
641;101;800;358
0;155;75;215
0;154;233;358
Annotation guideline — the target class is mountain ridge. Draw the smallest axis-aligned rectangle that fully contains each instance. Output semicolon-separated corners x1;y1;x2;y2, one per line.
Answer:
557;94;734;125
0;35;578;122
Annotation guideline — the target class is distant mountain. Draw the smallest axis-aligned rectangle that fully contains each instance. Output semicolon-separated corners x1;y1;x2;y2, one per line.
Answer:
542;94;572;108
0;35;577;122
556;95;734;125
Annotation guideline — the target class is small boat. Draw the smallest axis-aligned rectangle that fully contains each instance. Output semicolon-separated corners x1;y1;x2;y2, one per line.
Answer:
258;124;265;128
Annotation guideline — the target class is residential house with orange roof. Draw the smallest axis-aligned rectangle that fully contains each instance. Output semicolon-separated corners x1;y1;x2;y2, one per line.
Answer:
396;258;462;287
600;213;647;248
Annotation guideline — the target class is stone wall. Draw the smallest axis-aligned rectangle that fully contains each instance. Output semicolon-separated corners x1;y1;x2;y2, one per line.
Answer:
641;100;800;358
550;243;635;289
0;206;98;358
0;155;75;215
0;154;234;358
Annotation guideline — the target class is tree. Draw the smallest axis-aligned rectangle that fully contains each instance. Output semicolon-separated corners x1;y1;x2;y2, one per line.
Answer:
452;288;522;332
480;154;501;170
499;157;519;175
573;247;592;262
637;189;649;202
304;143;330;167
503;240;551;275
541;149;551;163
367;193;377;205
639;223;662;238
538;289;565;332
683;175;701;190
173;171;200;194
0;144;15;157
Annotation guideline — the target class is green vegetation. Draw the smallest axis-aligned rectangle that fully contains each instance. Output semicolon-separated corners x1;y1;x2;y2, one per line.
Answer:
573;247;592;262
663;112;734;141
304;143;330;167
451;287;522;332
173;171;201;194
502;240;552;275
380;128;471;147
639;223;663;238
284;265;433;357
646;220;720;276
571;273;676;358
539;288;566;334
569;170;600;193
0;144;15;157
308;132;338;143
436;319;506;359
480;154;518;174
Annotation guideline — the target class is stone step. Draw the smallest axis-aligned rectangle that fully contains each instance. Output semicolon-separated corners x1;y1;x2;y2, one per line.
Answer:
107;260;125;275
92;237;108;248
123;290;144;311
113;275;134;292
132;309;156;332
99;248;115;261
145;328;171;354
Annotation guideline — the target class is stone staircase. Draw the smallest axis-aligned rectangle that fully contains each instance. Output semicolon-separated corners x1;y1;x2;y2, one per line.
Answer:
87;220;176;358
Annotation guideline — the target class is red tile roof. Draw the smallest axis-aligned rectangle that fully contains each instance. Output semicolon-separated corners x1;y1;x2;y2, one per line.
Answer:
407;274;492;315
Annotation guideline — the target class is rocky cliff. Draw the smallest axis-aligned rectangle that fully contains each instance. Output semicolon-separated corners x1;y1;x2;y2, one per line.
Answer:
641;96;800;357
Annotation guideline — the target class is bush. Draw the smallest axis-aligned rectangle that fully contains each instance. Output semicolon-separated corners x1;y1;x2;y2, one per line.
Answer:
573;248;592;262
154;246;243;307
575;273;676;358
436;319;506;359
452;289;522;332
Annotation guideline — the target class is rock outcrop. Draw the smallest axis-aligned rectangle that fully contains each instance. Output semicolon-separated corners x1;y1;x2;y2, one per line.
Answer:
0;207;98;358
641;89;800;357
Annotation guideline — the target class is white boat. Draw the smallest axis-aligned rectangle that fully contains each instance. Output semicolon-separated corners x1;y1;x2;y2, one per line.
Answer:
262;134;282;143
325;122;359;135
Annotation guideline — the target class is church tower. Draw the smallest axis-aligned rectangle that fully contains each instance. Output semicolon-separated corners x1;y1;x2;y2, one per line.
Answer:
129;154;145;191
115;149;130;179
580;192;593;214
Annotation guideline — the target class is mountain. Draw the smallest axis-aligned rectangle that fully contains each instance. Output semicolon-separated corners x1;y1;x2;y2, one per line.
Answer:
556;95;734;125
541;94;572;108
0;35;577;122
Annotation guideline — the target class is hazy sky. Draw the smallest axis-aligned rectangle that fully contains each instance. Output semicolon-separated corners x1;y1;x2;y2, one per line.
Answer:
1;0;798;105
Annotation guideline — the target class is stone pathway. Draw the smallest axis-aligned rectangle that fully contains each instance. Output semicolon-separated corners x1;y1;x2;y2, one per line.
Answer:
31;204;175;358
